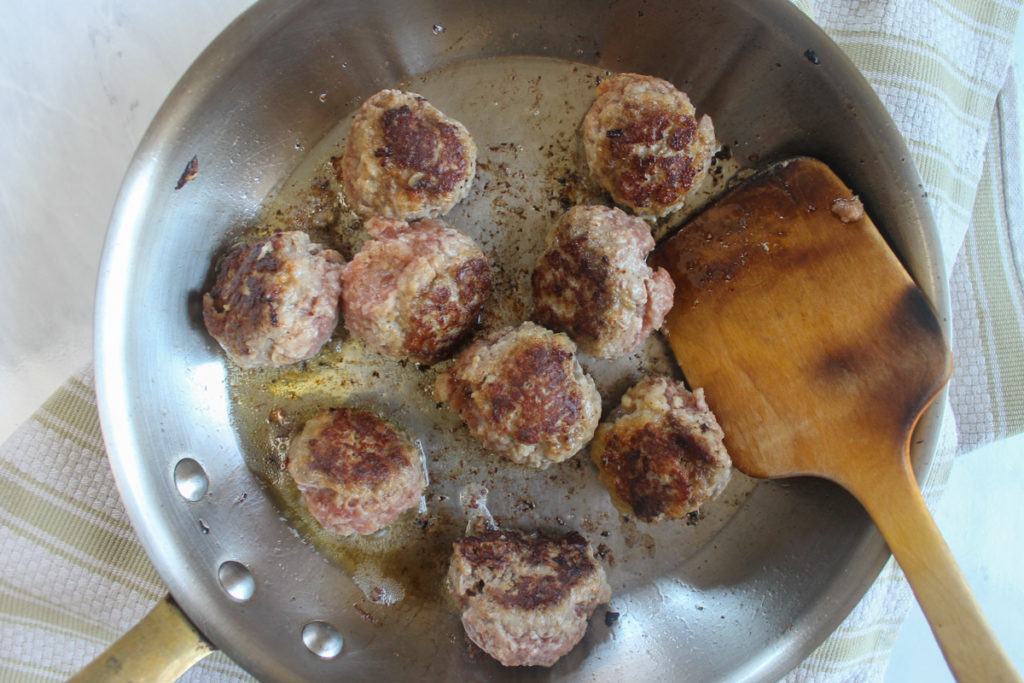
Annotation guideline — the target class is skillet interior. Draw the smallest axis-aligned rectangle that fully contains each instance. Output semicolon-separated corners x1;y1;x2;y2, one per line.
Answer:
94;1;949;680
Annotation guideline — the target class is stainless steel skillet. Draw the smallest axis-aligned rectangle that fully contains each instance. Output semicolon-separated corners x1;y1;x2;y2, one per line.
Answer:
91;1;949;680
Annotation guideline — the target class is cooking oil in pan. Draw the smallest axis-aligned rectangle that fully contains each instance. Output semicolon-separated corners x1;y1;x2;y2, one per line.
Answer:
223;55;753;609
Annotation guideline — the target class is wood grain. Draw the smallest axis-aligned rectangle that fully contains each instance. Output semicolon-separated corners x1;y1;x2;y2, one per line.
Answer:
652;157;1019;682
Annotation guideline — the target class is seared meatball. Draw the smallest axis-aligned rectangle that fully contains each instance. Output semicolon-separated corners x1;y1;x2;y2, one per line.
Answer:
590;376;731;523
532;205;674;359
202;231;344;368
341;217;491;365
582;73;717;217
434;322;601;469
341;89;477;220
449;528;611;667
286;407;425;536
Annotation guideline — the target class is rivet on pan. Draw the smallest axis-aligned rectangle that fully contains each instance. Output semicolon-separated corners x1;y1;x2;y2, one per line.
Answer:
302;621;344;659
173;458;209;501
218;561;255;602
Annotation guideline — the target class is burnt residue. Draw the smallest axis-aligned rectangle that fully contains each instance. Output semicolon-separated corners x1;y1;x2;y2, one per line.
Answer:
175;155;199;190
652;158;853;309
653;156;954;485
810;281;951;443
890;285;953;428
817;347;863;383
353;603;382;626
289;177;341;231
895;283;944;340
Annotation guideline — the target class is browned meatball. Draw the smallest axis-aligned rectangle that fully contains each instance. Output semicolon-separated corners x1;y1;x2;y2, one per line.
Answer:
434;322;601;469
341;89;477;220
532;205;674;359
286;407;425;536
449;528;611;667
590;376;732;523
202;231;344;368
582;73;717;217
341;217;491;365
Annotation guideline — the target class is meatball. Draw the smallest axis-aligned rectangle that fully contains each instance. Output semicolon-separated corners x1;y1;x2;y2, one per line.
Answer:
590;376;732;523
202;231;344;368
341;89;477;220
434;322;601;469
286;407;425;536
341;217;491;365
449;528;611;667
582;73;717;217
532;205;675;359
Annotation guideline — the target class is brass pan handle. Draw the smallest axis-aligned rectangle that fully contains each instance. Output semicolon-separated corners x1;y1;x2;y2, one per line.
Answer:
70;595;214;682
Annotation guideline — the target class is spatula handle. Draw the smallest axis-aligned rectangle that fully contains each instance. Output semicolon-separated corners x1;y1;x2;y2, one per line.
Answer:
853;463;1020;683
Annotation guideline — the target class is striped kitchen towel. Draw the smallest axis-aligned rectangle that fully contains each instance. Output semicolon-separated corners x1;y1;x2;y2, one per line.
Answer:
1;0;1021;681
949;68;1024;452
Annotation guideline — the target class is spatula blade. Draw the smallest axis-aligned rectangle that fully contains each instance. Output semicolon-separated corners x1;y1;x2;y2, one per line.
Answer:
651;157;952;482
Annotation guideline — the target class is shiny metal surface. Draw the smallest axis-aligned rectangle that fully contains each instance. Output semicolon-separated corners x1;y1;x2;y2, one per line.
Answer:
94;1;949;681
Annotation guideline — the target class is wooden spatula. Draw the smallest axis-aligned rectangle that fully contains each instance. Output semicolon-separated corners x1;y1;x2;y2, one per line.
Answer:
651;157;1020;683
